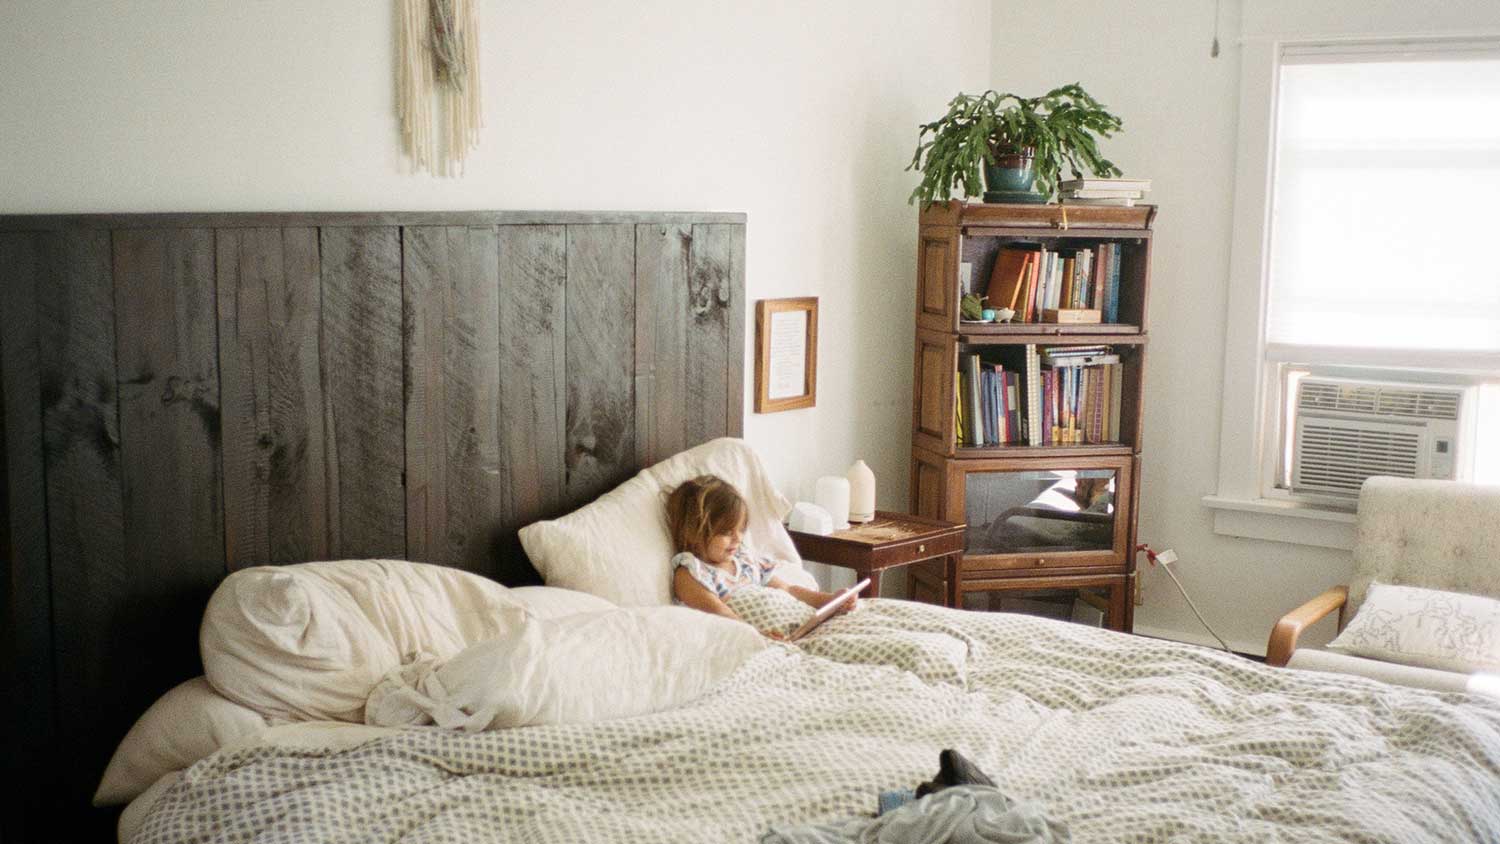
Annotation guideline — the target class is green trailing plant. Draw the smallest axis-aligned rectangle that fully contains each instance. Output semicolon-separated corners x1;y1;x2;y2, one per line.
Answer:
907;84;1124;206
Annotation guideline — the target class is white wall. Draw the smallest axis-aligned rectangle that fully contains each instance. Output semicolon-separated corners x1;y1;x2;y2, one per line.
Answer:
991;0;1500;652
0;0;991;588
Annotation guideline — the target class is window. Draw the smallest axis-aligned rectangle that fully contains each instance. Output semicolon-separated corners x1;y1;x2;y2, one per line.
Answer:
1209;39;1500;545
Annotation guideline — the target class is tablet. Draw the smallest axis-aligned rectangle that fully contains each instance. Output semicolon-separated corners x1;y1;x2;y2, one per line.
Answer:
788;578;869;641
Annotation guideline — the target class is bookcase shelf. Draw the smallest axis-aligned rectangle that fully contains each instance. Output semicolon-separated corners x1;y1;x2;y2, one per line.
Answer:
957;327;1146;345
909;200;1154;633
954;443;1133;458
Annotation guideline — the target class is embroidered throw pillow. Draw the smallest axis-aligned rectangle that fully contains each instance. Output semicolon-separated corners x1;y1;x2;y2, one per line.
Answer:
1328;582;1500;674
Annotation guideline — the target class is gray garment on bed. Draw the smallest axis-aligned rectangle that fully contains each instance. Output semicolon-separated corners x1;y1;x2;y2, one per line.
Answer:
760;785;1068;844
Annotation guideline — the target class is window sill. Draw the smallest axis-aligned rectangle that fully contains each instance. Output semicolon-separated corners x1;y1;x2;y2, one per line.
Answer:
1201;495;1356;551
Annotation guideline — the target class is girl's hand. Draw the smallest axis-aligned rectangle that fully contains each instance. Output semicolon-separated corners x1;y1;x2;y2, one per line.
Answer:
832;594;857;615
763;629;787;641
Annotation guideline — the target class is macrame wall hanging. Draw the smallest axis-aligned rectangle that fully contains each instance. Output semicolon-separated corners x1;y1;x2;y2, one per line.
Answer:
398;0;482;176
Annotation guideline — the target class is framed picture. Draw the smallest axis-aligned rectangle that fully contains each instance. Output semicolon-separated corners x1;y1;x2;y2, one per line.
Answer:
754;297;818;413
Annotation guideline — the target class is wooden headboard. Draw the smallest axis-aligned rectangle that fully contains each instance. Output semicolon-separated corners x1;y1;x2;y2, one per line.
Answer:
0;210;745;837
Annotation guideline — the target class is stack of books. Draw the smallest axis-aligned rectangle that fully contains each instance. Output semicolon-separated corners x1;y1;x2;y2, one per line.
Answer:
955;344;1125;448
1058;178;1151;207
984;242;1124;324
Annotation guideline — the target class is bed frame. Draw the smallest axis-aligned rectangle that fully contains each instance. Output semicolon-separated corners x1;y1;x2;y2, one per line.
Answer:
0;210;746;840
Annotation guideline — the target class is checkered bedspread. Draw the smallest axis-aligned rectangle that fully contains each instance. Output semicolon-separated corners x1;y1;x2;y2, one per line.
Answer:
135;600;1500;843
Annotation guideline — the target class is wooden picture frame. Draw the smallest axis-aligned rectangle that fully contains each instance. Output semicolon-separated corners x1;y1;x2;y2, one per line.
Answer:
754;297;818;413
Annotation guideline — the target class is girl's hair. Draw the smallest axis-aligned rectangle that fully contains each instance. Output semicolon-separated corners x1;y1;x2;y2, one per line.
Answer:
665;475;749;558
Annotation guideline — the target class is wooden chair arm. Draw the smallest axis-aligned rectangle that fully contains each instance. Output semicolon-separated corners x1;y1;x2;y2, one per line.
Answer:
1265;586;1348;667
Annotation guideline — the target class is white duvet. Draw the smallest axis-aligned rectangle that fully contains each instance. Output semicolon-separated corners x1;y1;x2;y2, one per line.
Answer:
132;600;1500;843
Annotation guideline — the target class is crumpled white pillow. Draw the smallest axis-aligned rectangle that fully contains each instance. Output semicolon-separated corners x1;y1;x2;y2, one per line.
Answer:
518;438;816;606
201;559;530;722
1329;582;1500;674
365;606;765;730
93;677;270;806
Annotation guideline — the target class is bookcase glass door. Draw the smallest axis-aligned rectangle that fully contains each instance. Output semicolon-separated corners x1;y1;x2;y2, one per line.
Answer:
964;468;1117;556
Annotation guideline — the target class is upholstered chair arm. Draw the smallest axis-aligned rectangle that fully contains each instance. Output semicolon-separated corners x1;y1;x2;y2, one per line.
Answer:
1266;586;1348;668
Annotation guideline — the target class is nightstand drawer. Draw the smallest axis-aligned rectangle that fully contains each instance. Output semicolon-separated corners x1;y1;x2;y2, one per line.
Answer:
866;530;965;570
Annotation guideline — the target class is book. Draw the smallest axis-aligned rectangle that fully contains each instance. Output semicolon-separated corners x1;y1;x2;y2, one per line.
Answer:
788;578;868;641
1105;243;1121;323
1109;362;1124;442
964;354;984;446
1059;256;1075;310
1025;344;1042;446
1005;371;1020;445
1059;178;1151;192
1060;196;1137;207
1063;189;1145;199
1042;308;1102;324
954;381;965;444
979;368;994;446
1042;350;1119;366
1094;244;1111;312
985;246;1038;313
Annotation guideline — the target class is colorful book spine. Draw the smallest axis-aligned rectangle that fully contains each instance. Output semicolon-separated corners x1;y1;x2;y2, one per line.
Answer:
1106;243;1121;323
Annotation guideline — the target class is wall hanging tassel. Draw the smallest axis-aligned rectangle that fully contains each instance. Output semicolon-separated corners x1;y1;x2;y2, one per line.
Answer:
398;0;482;176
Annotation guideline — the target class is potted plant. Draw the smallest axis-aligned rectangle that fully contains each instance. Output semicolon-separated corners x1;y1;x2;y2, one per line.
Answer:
907;84;1123;206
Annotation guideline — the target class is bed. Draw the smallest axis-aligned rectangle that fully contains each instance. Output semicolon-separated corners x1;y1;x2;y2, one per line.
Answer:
122;593;1500;842
5;211;1500;842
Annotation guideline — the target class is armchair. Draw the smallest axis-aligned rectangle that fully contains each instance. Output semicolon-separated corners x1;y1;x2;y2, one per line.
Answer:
1266;476;1500;692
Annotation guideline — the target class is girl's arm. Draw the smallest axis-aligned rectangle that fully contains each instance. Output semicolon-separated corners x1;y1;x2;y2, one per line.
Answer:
767;576;855;615
673;568;747;624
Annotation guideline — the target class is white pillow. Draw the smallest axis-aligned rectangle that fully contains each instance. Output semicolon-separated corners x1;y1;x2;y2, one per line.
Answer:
93;677;270;806
518;437;816;606
201;559;530;722
506;585;616;619
1328;582;1500;674
365;606;765;730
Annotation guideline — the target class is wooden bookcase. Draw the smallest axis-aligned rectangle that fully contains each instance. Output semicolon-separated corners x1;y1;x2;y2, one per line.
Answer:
908;200;1154;632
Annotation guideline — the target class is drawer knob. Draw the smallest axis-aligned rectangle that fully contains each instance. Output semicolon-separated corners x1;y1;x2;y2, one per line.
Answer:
918;544;926;554
1035;558;1045;566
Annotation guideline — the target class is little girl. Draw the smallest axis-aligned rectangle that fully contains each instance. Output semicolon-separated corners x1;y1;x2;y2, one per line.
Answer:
666;475;853;637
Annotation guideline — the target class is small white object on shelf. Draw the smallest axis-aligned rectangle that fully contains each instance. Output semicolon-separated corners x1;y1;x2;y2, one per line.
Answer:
846;459;875;523
787;502;835;535
813;475;851;530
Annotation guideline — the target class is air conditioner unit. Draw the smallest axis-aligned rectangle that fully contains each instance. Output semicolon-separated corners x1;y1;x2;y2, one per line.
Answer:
1289;374;1475;501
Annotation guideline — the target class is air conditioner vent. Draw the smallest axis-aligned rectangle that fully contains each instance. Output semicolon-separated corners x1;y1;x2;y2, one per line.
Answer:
1293;423;1423;496
1297;381;1460;420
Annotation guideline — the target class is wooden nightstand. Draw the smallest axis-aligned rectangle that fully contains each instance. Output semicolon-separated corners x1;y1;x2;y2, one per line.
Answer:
787;511;966;601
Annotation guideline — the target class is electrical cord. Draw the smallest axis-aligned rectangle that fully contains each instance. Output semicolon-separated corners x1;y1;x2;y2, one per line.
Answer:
1136;544;1234;654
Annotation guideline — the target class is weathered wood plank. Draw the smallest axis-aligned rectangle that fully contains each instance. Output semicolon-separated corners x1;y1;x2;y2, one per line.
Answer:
111;226;224;776
497;225;567;583
265;229;327;563
217;227;327;569
634;223;691;465
403;226;502;573
564;224;637;504
686;224;733;446
726;225;746;437
320;226;405;558
216;228;274;568
0;231;61;824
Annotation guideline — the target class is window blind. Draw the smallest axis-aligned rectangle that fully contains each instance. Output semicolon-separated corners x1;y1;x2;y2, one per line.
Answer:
1265;51;1500;356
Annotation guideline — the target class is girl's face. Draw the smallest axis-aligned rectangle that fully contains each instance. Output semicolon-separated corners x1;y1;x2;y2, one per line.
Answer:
704;520;746;567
